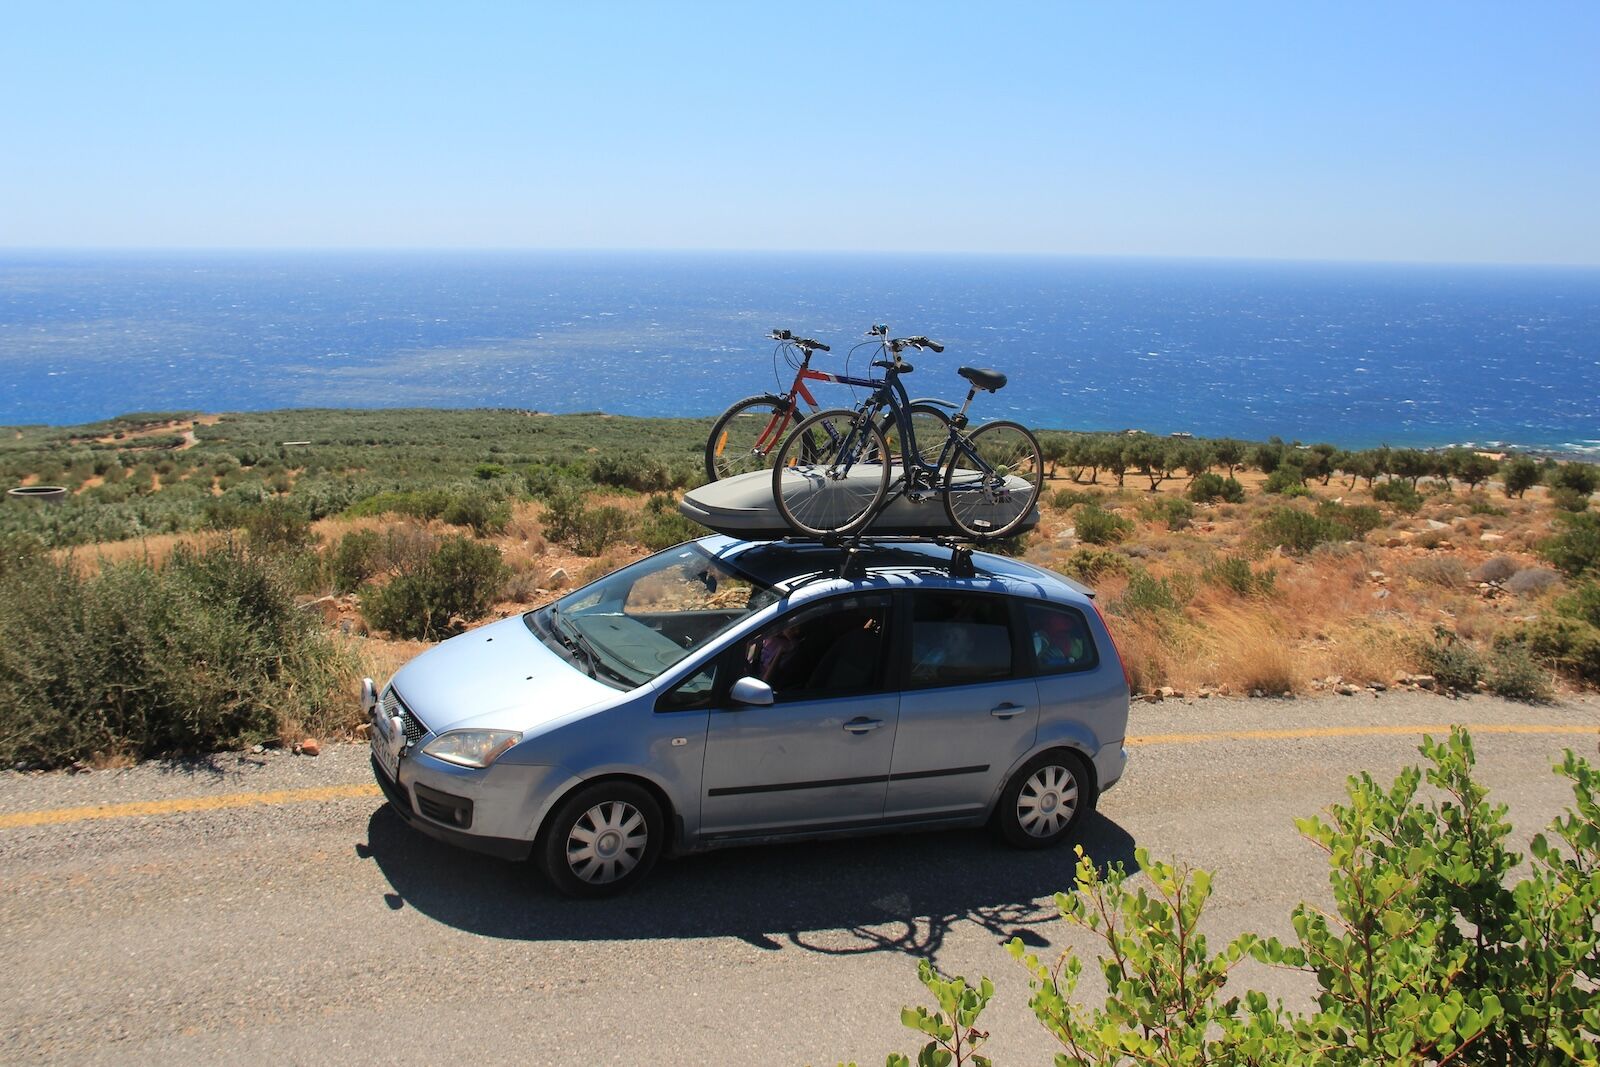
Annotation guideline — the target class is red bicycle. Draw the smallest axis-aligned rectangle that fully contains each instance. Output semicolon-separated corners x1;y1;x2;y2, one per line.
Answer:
703;330;952;482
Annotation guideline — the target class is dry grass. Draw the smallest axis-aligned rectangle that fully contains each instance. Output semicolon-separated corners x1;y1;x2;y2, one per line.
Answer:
52;531;227;575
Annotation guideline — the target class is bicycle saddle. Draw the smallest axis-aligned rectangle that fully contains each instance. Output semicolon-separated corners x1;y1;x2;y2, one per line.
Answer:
958;366;1006;392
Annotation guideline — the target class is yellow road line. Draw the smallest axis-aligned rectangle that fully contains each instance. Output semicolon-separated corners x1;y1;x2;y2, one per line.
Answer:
0;783;381;830
0;723;1595;830
1126;723;1599;746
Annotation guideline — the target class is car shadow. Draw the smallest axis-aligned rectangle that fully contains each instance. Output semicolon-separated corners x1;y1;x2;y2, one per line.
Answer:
360;805;1138;958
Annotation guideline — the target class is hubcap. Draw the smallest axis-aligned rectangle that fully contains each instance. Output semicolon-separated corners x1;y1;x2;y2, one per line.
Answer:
1017;764;1079;838
566;800;648;884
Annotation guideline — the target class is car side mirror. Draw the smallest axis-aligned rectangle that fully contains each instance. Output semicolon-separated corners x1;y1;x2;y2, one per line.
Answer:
729;676;774;706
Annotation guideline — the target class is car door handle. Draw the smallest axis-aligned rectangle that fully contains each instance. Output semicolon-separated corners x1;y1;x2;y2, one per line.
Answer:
990;703;1026;719
843;717;884;734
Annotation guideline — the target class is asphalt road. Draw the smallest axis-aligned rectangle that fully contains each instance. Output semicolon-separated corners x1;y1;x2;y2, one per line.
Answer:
2;692;1596;1065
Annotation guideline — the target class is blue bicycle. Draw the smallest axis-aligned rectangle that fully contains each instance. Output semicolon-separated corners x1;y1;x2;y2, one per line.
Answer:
770;326;1043;540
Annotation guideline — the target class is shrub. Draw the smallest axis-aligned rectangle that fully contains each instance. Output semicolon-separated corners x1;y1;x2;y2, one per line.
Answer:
1506;615;1600;685
346;488;453;521
1551;486;1592;513
1326;501;1384;538
1201;555;1276;596
472;462;509;480
1373;479;1424;514
0;543;353;766
1050;487;1095;510
359;536;507;640
1074;502;1133;545
1055;547;1129;583
571;505;633;556
1262;467;1307;495
636;494;703;551
589;451;680;493
1540;512;1600;576
330;529;383;593
1141;496;1193;530
861;730;1600;1067
1406;556;1468;588
1554;580;1600;628
1415;631;1484;692
240;498;314;552
1507;566;1562;598
1256;506;1342;554
1469;555;1519;584
1186;471;1245;503
1115;567;1190;617
439;493;510;536
1483;643;1554;702
1466;495;1507;516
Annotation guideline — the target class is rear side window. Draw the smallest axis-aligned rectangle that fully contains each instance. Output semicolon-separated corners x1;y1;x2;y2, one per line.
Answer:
907;592;1015;688
1023;602;1098;675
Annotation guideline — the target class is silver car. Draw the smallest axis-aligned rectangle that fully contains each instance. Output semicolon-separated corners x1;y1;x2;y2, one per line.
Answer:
364;536;1130;897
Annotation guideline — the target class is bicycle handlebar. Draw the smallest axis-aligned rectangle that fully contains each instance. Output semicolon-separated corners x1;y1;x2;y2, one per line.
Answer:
769;329;830;352
862;326;942;354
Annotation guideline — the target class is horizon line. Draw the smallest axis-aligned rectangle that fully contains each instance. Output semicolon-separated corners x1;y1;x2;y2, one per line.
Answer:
2;246;1598;272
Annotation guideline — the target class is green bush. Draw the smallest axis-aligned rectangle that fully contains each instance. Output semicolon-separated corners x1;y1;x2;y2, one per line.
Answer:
1074;502;1133;545
1373;479;1425;514
1141;496;1194;530
1483;643;1554;703
589;451;681;493
1554;581;1600;628
1187;471;1246;504
1055;547;1129;583
1415;631;1485;693
346;488;453;521
359;536;507;640
1504;615;1600;685
1115;567;1190;617
637;494;703;551
1551;486;1592;513
330;529;383;593
1540;512;1600;577
0;543;353;766
1202;555;1276;596
1263;466;1308;495
541;488;635;555
439;493;510;536
1257;506;1346;554
857;729;1600;1067
240;498;314;552
1050;487;1096;510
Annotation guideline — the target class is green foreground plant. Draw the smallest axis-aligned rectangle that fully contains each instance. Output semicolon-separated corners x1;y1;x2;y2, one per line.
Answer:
848;728;1600;1066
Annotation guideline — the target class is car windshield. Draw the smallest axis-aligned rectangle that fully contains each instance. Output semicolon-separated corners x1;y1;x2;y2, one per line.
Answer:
528;544;777;690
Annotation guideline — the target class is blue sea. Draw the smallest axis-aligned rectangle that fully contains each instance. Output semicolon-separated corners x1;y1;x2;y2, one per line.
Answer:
1;251;1596;452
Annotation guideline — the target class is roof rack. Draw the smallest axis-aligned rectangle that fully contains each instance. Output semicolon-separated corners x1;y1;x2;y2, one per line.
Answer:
772;532;983;580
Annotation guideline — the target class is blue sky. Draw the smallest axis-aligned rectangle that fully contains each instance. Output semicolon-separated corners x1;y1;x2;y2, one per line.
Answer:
2;2;1596;263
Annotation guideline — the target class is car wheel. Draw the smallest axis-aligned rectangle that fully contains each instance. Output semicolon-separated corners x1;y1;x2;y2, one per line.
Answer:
994;750;1094;849
539;781;664;898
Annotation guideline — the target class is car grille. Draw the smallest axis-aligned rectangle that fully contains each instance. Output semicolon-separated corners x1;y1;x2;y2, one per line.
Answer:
383;687;430;745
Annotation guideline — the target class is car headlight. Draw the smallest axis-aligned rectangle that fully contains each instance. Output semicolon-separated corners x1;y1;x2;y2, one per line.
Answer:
422;729;522;768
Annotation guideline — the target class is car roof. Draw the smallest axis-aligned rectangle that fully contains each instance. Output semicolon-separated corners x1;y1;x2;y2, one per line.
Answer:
697;535;1095;606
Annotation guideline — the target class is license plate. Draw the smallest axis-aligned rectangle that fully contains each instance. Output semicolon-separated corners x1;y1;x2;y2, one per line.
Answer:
370;709;402;783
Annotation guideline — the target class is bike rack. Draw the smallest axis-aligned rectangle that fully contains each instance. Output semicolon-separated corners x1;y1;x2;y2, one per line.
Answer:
779;532;982;580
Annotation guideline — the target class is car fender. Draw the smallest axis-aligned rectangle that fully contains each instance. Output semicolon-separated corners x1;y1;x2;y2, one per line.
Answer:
524;760;694;847
986;720;1106;812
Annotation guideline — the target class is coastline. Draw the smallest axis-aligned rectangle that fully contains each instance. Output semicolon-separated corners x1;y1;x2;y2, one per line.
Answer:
7;406;1597;462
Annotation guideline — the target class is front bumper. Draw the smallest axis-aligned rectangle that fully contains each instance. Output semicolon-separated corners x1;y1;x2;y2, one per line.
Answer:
371;755;534;862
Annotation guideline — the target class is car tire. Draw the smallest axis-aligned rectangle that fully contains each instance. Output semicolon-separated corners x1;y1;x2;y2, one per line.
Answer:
993;750;1095;850
539;781;664;898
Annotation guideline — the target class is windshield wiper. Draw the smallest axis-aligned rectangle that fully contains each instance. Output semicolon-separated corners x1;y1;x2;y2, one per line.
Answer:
549;607;635;687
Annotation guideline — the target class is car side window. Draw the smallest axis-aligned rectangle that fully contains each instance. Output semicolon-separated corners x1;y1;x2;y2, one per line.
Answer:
907;592;1015;688
1023;602;1099;675
656;661;719;712
740;595;891;702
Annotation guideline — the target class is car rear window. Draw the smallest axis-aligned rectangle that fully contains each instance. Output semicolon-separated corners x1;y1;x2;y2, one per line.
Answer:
907;592;1015;688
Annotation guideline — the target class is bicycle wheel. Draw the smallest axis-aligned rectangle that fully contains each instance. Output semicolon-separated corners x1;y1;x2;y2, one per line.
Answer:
772;408;891;537
942;419;1044;540
704;394;792;482
879;402;953;480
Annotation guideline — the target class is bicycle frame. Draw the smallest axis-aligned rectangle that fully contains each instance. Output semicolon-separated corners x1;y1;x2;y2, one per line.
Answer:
826;358;1003;502
727;348;846;458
